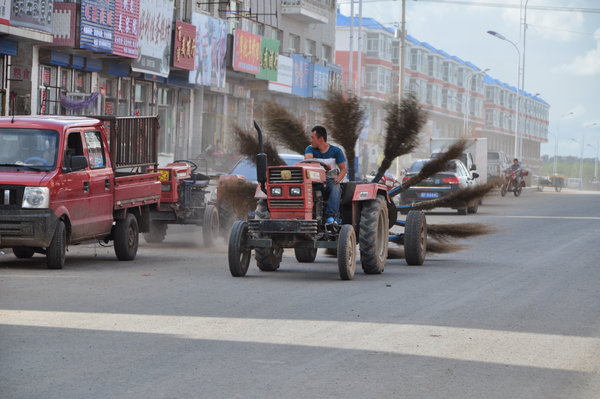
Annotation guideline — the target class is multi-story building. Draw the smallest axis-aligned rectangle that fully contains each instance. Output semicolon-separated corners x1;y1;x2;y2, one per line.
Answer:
335;11;549;173
1;0;340;170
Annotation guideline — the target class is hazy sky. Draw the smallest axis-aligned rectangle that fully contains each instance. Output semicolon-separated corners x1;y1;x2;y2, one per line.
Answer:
339;0;600;158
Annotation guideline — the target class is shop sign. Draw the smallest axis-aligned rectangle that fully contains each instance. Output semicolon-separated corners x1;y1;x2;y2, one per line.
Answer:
10;65;31;82
256;37;279;81
172;21;196;71
291;54;312;98
113;0;139;58
51;2;77;47
131;0;174;77
188;12;227;88
312;63;342;99
268;55;292;94
232;29;260;75
11;0;53;33
80;0;115;53
0;0;11;25
104;100;114;115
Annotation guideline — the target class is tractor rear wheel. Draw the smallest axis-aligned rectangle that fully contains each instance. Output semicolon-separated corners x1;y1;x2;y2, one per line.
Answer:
294;247;317;263
203;204;220;247
228;221;251;277
358;196;388;274
337;224;356;280
143;221;167;243
218;202;235;239
404;210;427;266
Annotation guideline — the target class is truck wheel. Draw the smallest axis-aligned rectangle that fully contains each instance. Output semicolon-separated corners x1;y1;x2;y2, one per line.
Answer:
143;222;167;243
203;204;220;247
218;202;235;239
13;246;35;259
228;221;251;277
337;224;356;280
255;247;283;271
358;196;388;274
404;210;427;266
46;220;66;269
114;214;139;261
294;248;317;263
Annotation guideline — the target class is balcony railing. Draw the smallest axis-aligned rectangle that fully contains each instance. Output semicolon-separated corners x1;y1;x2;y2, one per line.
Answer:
281;0;332;24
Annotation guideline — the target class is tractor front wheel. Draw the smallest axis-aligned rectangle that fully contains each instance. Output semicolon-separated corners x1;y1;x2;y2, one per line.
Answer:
359;196;388;274
228;221;251;277
404;210;427;266
337;224;356;280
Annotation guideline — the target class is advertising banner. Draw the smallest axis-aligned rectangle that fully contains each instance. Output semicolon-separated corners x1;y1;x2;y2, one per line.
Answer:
189;13;227;88
232;29;260;75
291;54;312;98
268;55;292;94
80;0;115;53
172;21;196;70
51;2;77;47
11;0;53;33
313;63;342;99
256;37;279;81
131;0;174;77
0;0;10;25
113;0;139;58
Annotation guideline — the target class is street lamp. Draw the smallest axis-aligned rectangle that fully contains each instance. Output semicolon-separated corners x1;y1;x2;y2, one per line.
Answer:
464;68;490;137
587;142;598;182
487;30;521;160
571;136;584;190
554;111;574;175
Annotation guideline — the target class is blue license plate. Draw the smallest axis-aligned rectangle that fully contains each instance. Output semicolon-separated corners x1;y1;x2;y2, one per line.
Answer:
419;192;439;199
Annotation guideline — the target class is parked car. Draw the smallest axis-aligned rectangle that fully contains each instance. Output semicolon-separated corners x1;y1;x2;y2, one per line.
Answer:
487;150;510;181
400;158;480;215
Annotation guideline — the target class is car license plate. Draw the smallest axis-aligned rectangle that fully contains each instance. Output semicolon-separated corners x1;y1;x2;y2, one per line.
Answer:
419;192;439;199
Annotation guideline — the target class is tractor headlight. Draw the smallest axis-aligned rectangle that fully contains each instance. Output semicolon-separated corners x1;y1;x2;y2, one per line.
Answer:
289;187;302;196
22;187;50;209
271;187;282;196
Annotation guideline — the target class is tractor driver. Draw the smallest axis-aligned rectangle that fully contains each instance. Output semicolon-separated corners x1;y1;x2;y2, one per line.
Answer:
305;125;347;225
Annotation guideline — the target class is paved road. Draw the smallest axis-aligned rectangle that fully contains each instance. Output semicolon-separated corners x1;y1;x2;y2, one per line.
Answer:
1;188;599;399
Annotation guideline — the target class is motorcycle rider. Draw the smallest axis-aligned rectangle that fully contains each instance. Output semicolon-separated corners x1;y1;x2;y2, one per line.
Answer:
507;158;523;185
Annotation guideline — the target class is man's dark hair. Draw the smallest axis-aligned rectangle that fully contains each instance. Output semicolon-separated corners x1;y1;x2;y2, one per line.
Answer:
311;125;327;142
513;158;519;162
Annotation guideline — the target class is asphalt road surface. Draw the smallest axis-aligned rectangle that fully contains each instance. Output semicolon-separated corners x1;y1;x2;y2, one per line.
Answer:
1;188;599;399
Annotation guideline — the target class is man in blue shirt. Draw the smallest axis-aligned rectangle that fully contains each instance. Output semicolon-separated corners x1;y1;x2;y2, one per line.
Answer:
305;125;347;224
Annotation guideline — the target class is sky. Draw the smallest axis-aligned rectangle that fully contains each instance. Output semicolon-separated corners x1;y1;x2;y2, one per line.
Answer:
338;0;600;159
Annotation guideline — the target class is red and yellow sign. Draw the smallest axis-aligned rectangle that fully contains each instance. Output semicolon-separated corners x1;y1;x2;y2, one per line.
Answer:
232;29;261;75
172;21;196;70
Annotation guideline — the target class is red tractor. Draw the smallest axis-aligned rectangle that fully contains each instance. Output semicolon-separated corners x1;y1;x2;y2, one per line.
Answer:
146;160;219;246
227;123;427;280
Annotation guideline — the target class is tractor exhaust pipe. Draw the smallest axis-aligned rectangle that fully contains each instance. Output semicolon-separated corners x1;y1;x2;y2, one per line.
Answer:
253;120;268;193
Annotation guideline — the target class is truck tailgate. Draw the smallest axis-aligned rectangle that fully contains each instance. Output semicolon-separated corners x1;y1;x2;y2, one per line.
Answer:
114;173;161;209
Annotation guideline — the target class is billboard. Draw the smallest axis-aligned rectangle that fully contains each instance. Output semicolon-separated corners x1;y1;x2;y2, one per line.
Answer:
11;0;53;33
189;13;227;88
131;0;174;77
113;0;139;58
313;63;342;99
51;2;77;47
291;54;312;98
232;29;260;75
256;37;279;81
80;0;115;53
172;21;196;70
0;0;10;25
268;55;292;94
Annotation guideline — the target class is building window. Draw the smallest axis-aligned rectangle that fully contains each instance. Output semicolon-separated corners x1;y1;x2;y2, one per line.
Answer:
322;44;332;62
305;39;316;56
289;34;300;53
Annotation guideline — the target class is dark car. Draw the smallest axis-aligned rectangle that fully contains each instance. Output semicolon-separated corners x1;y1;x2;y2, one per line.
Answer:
400;158;480;215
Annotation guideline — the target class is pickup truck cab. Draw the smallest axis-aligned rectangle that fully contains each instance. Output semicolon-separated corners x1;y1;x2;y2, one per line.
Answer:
0;116;161;269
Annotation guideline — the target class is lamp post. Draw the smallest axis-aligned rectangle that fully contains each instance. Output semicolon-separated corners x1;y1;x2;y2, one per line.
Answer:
487;30;521;160
571;137;584;189
463;68;490;137
587;142;598;182
554;111;574;175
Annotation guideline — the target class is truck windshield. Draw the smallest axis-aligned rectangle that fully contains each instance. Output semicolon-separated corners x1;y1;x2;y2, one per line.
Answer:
0;128;58;170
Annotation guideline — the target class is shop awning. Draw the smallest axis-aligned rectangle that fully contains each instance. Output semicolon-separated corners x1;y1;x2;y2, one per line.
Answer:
0;38;17;56
71;55;85;70
106;63;130;77
167;73;194;89
84;58;103;72
47;50;70;67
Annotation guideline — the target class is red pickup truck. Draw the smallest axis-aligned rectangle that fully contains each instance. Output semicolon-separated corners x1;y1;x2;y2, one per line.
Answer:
0;115;161;269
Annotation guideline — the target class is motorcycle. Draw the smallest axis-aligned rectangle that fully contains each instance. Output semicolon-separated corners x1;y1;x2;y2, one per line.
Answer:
500;168;527;197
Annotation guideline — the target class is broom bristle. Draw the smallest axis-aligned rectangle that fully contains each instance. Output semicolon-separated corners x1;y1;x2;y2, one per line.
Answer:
374;95;427;181
263;102;309;155
428;223;497;240
411;182;496;211
426;239;470;254
218;179;259;218
233;126;284;166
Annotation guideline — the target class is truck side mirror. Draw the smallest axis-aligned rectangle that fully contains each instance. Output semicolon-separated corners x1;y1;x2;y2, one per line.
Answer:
66;155;88;172
470;164;477;171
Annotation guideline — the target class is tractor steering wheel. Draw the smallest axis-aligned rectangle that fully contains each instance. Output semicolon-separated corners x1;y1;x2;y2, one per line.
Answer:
301;158;331;171
173;159;198;172
24;157;51;166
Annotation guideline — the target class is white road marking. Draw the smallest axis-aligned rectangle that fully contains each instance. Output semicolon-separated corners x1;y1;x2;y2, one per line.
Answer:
1;310;598;373
491;216;600;220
